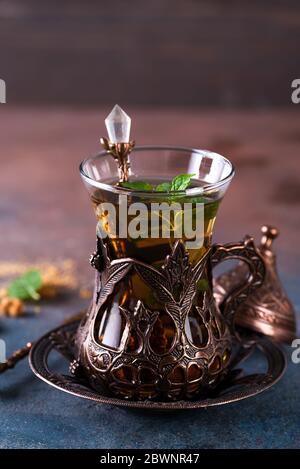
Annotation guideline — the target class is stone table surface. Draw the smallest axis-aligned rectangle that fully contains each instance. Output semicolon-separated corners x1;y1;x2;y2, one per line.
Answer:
0;107;299;449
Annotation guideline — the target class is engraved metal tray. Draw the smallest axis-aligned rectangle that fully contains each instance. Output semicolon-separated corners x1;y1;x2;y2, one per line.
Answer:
29;320;286;411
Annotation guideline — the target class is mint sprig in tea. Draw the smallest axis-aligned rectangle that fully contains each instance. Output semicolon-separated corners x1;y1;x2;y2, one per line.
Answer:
91;174;221;266
119;173;195;192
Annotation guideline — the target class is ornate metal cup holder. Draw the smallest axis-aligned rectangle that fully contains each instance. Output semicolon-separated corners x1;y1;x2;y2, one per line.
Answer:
29;318;286;411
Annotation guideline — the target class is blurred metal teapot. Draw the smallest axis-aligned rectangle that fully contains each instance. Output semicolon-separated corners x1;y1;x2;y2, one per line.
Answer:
214;225;297;344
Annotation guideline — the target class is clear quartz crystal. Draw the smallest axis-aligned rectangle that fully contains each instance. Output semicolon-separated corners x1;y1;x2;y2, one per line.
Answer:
105;104;131;143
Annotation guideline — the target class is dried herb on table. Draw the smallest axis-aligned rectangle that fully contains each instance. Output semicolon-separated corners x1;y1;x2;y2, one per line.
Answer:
0;260;81;317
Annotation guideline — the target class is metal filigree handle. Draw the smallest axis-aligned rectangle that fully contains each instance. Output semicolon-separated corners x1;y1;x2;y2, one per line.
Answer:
211;236;265;332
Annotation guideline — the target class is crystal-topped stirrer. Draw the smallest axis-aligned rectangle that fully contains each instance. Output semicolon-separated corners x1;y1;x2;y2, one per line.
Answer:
100;105;135;182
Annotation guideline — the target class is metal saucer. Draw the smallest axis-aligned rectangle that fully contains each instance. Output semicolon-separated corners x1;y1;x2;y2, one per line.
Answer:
29;320;286;411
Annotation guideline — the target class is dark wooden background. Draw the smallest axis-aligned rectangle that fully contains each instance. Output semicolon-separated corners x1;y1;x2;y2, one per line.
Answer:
0;0;299;107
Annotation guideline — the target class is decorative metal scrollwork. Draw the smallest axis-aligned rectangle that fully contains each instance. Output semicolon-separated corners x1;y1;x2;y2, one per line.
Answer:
75;236;265;401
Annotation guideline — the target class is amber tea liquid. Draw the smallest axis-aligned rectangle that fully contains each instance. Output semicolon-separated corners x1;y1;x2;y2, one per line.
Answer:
90;177;222;367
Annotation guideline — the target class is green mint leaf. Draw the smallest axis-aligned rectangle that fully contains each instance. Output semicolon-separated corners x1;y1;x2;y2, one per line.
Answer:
170;173;195;192
8;270;42;301
155;182;172;192
119;181;153;191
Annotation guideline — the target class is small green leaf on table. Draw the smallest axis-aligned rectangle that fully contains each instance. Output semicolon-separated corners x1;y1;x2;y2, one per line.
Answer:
7;270;42;301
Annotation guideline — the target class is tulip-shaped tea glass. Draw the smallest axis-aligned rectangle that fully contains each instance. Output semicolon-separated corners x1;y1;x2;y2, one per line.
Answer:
75;146;265;400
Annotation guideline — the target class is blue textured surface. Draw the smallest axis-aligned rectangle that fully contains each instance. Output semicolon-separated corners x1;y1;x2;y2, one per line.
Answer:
0;286;299;449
